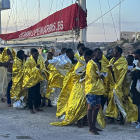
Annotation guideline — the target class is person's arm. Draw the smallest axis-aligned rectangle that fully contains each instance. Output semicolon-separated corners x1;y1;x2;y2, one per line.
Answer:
0;61;13;67
0;62;7;67
111;71;116;83
45;60;49;68
72;58;77;64
108;65;116;83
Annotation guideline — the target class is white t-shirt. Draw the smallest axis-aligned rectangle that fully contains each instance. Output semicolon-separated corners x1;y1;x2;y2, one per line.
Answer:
133;59;138;66
133;59;140;70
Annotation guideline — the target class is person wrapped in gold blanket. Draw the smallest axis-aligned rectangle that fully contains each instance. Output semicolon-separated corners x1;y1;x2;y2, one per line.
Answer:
23;48;46;114
51;48;107;130
45;49;77;107
50;49;90;127
54;45;86;118
106;46;138;124
85;48;108;135
10;50;27;101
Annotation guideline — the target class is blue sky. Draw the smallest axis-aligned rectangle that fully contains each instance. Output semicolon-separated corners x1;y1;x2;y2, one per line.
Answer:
1;0;140;42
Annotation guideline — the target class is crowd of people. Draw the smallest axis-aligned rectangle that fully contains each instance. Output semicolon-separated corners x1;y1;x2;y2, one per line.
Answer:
0;43;140;135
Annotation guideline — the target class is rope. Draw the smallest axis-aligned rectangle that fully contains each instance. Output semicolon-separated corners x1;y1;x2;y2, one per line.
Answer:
87;0;125;27
5;0;15;33
11;0;17;31
99;0;107;42
106;0;118;41
14;0;28;30
26;0;29;27
16;0;17;31
31;10;38;26
50;0;64;39
18;0;38;30
119;0;121;40
20;0;27;28
56;0;57;11
11;0;27;28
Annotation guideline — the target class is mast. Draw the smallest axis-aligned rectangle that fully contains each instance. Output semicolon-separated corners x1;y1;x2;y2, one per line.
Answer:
38;0;40;45
119;0;121;41
79;0;87;46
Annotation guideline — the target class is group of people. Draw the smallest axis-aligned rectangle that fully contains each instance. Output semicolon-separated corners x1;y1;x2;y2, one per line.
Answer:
0;44;140;135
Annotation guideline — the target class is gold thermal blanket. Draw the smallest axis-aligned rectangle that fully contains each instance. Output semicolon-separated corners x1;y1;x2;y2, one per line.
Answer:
10;57;27;100
106;56;138;123
74;52;80;60
22;55;45;89
45;54;73;100
85;60;105;96
0;47;16;62
85;59;106;128
51;56;87;126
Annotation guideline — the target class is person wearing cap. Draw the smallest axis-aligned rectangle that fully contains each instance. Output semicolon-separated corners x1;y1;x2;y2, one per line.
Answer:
131;49;140;128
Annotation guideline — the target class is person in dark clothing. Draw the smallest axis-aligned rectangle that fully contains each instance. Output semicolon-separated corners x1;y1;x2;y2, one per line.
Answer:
66;49;77;64
0;61;12;67
26;49;43;114
28;82;41;112
24;54;27;61
6;49;14;106
127;55;134;70
131;49;140;128
47;52;53;60
0;48;4;54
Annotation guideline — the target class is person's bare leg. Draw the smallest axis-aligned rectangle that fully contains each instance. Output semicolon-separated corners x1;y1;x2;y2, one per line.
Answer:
93;108;103;132
87;108;99;135
87;109;93;131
